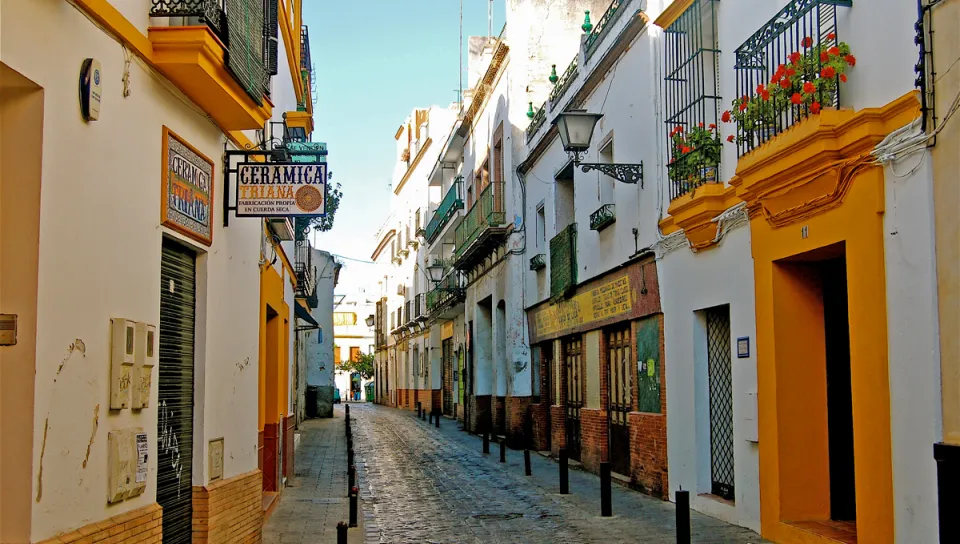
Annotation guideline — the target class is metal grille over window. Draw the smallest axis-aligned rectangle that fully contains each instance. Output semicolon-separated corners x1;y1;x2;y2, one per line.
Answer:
733;0;850;155
565;337;583;462
263;0;279;76
662;0;722;201
225;0;269;104
149;0;227;42
706;306;735;500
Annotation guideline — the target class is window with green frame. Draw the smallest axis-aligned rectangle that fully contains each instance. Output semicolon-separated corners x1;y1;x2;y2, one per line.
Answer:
662;0;722;200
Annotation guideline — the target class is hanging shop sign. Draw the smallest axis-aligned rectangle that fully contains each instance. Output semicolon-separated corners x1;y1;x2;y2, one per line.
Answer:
235;162;326;217
161;127;214;246
287;141;328;163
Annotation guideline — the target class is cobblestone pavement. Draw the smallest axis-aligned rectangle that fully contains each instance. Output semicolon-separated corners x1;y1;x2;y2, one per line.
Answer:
264;406;368;544
349;403;768;544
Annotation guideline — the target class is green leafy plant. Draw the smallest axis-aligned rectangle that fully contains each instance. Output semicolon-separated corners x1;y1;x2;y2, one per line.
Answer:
308;181;342;232
337;351;374;380
722;34;856;144
667;123;722;192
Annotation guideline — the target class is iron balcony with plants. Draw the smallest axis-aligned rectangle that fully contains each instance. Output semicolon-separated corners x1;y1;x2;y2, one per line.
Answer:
589;203;616;232
453;181;507;269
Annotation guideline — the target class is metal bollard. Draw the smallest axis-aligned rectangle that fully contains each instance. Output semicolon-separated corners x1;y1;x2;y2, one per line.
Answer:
483;431;490;454
429;411;433;424
524;449;532;476
676;489;691;544
559;448;569;494
499;439;506;463
600;462;612;517
347;449;354;471
348;465;356;492
345;404;350;416
349;487;358;527
435;411;440;428
417;402;422;418
337;522;348;544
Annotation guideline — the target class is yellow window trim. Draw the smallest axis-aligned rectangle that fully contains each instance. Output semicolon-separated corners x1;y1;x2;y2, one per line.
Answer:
653;0;696;29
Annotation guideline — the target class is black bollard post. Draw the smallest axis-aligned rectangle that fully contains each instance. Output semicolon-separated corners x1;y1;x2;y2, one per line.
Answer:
524;449;532;476
600;462;612;517
429;411;433;424
345;404;350;416
499;439;506;463
559;448;569;494
676;489;690;544
349;487;358;527
417;402;421;418
435;411;440;428
347;449;354;471
348;465;356;492
337;522;348;544
483;431;490;454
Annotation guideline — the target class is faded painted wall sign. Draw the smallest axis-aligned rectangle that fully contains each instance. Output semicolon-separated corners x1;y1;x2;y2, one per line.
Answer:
527;258;662;344
534;275;633;338
161;127;214;246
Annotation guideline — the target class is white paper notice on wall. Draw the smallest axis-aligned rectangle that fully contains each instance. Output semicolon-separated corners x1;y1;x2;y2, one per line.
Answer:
136;432;148;483
744;389;759;443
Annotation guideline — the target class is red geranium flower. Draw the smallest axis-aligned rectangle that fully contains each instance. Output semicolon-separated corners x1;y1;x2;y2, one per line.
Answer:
721;110;732;123
820;51;830;62
802;36;813;48
708;123;717;129
811;102;822;114
845;54;857;66
827;32;836;41
828;46;840;57
821;66;836;79
681;146;691;154
699;122;704;128
790;51;802;64
779;78;791;90
786;67;797;77
739;101;748;112
791;93;803;105
761;90;771;101
726;135;735;143
776;64;787;76
771;74;781;85
803;81;816;94
840;74;848;83
756;83;766;94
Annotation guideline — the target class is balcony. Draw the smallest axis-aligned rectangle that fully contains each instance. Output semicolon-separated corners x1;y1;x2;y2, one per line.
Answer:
589;204;616;232
148;0;273;130
732;0;852;156
426;271;466;318
293;218;317;307
299;24;314;112
529;254;546;271
414;293;428;322
584;0;631;61
453;182;508;270
425;177;465;244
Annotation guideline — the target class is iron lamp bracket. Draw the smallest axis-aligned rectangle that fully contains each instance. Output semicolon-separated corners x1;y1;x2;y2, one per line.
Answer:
577;161;644;187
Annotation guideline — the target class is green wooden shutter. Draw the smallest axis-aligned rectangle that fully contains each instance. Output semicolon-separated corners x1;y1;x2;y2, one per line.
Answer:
226;0;268;104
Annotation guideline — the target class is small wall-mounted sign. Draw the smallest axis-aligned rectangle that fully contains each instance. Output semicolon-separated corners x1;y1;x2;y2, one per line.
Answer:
0;314;17;346
161;127;215;246
737;336;750;359
209;438;224;482
801;225;809;239
79;58;102;122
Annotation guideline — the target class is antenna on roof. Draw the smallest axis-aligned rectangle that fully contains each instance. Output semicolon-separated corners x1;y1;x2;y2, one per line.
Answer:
488;0;493;38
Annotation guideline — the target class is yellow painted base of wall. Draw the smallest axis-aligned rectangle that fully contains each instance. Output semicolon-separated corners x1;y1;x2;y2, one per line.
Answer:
735;92;920;544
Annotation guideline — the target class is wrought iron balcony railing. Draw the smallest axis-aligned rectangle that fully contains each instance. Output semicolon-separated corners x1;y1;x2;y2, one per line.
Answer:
549;57;579;111
530;253;546;271
404;300;412;325
584;0;630;60
526;102;547;143
299;25;313;110
589;204;616;231
425;176;464;244
454;182;507;264
733;0;851;155
415;293;428;321
150;0;227;49
426;271;466;314
667;150;721;201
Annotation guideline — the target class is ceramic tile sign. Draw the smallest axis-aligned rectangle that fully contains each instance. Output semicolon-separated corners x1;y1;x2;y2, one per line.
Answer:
161;126;214;246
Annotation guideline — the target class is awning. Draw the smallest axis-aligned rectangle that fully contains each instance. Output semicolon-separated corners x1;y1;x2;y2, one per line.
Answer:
295;304;320;328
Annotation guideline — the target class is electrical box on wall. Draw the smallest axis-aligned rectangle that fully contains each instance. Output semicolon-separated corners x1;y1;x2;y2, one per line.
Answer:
107;428;147;503
132;322;156;409
110;318;136;409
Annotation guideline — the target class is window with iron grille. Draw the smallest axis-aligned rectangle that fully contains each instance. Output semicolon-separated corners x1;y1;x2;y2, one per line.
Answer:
662;0;722;201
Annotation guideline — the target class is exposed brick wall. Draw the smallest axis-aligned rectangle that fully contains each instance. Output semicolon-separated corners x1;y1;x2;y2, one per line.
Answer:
529;402;550;451
38;503;162;544
580;408;609;473
192;469;263;543
467;395;492;433
629;412;668;498
550;405;566;457
492;396;506;435
505;396;532;448
415;389;441;413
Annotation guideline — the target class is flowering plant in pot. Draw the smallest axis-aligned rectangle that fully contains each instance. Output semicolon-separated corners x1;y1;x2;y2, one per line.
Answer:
721;34;856;145
667;123;722;193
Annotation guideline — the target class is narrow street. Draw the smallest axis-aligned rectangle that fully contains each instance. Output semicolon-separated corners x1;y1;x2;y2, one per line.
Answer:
266;404;766;544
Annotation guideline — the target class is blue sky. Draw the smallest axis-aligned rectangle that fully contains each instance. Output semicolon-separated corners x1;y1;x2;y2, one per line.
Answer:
304;0;506;295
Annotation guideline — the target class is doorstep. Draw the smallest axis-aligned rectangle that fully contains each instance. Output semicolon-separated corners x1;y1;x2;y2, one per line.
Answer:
262;491;280;521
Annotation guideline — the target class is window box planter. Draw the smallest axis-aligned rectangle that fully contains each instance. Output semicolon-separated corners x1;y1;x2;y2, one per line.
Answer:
589;204;616;232
530;254;546;271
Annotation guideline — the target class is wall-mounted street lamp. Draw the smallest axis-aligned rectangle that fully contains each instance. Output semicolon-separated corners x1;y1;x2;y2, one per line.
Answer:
365;315;375;327
553;109;644;186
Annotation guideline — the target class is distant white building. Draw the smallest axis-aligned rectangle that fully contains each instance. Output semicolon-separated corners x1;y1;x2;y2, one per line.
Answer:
333;293;377;401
